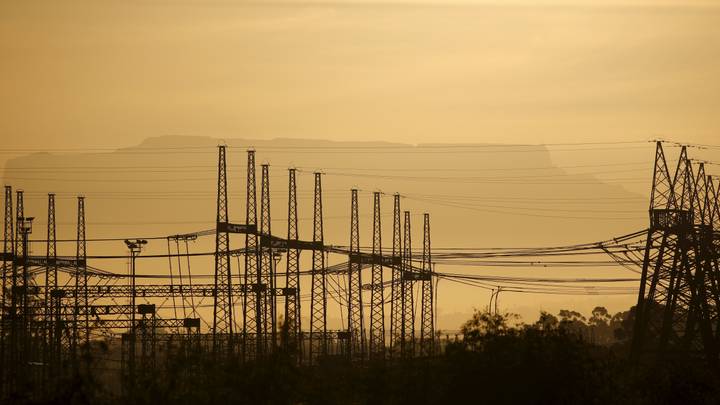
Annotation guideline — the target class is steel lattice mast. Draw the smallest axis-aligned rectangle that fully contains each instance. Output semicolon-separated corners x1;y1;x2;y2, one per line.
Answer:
15;191;26;375
632;143;718;364
1;186;13;395
259;163;274;354
285;168;301;357
76;196;89;363
401;211;414;358
369;191;385;359
44;194;57;379
633;143;687;357
390;193;402;356
212;145;233;355
658;150;704;354
348;188;365;360
420;213;434;356
685;164;716;358
309;172;327;362
6;190;23;391
685;165;714;355
243;149;260;360
705;176;720;339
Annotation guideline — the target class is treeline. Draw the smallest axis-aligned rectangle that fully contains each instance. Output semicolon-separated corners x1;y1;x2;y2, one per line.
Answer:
451;305;719;404
27;306;720;405
458;306;635;346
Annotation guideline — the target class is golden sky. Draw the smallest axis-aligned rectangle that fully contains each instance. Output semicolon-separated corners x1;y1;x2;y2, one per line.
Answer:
1;0;719;154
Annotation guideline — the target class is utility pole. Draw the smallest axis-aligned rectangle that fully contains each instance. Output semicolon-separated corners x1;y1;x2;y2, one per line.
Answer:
272;250;282;352
124;238;147;394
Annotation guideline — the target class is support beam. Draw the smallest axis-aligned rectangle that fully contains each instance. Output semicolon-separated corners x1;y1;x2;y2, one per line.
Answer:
51;283;293;299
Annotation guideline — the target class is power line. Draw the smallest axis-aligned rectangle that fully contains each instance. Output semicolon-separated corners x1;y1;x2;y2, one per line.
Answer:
315;170;648;184
404;195;644;220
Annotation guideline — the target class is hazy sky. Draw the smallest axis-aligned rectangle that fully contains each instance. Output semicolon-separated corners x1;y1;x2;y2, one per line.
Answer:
1;0;719;156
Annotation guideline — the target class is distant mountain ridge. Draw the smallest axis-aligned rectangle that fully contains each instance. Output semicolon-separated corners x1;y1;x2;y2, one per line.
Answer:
1;136;647;327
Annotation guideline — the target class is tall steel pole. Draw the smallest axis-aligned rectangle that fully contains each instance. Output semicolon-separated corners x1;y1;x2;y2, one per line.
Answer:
243;150;260;361
390;194;402;356
44;194;57;380
309;172;326;362
285;168;301;359
369;192;385;359
124;239;146;393
74;196;89;367
212;146;233;356
348;189;365;360
260;164;274;354
1;186;13;397
420;213;434;357
401;211;414;358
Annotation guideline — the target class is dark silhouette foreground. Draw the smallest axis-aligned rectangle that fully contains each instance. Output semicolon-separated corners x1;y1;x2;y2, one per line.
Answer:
20;307;720;405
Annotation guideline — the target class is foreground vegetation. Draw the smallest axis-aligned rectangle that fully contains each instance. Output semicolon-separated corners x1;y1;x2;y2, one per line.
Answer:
24;306;720;405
